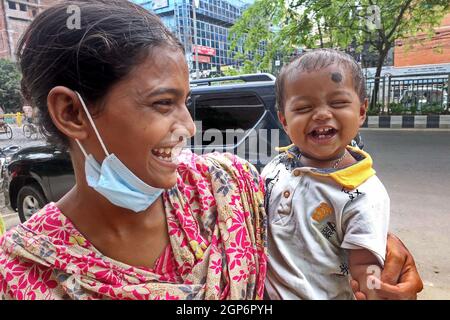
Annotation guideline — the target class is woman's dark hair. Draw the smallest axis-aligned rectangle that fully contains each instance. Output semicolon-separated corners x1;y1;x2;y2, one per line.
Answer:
276;48;367;113
17;0;184;148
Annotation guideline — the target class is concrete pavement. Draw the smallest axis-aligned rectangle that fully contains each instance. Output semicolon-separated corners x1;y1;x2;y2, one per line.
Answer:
361;129;450;299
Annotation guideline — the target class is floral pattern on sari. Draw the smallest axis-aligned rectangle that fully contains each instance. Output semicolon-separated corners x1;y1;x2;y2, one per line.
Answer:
0;151;267;300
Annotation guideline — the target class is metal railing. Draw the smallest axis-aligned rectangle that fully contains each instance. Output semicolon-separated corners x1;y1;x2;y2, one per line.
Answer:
366;73;450;115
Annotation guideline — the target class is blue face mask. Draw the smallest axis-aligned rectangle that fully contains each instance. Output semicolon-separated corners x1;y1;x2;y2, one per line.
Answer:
74;91;163;213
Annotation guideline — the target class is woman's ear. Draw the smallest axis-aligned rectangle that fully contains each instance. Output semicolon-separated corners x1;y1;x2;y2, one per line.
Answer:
359;98;368;126
47;86;89;141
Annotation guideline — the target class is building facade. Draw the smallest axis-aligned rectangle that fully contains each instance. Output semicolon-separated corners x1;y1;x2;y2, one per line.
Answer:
394;13;450;67
132;0;254;74
0;0;57;60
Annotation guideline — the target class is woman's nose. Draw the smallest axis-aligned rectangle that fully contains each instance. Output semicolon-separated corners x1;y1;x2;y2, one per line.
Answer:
174;105;196;139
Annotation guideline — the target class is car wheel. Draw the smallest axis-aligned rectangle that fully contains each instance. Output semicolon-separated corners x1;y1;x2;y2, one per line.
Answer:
17;185;47;223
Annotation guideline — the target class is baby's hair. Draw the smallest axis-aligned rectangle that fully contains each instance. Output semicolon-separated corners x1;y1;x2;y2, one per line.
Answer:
276;48;367;113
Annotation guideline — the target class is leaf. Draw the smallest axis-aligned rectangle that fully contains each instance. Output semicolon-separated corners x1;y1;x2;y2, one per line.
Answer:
0;59;22;113
230;0;450;77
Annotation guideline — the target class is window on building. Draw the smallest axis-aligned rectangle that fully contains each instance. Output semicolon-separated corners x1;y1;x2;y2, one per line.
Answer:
19;3;27;11
8;1;17;10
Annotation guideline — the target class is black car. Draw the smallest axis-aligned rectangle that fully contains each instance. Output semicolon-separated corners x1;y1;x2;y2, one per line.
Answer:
2;145;74;222
3;74;291;222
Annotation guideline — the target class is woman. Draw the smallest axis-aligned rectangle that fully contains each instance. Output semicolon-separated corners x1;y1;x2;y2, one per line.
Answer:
0;0;421;300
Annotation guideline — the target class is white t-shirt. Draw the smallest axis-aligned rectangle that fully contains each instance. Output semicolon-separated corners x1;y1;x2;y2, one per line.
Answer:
262;145;390;300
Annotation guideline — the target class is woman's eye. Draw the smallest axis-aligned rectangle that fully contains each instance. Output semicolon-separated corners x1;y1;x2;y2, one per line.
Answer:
155;100;172;106
153;100;173;113
185;96;193;108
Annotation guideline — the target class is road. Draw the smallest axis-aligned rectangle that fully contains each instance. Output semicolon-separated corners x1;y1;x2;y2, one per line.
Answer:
1;127;449;299
0;124;45;231
0;124;44;150
360;129;450;300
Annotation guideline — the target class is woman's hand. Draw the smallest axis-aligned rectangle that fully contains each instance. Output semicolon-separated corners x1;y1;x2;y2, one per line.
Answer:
350;233;423;300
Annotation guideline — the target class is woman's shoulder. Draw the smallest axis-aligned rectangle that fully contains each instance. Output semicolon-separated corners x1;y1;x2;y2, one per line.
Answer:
0;202;87;252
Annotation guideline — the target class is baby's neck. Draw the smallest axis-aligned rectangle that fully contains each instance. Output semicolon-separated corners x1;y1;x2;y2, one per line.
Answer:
299;149;357;169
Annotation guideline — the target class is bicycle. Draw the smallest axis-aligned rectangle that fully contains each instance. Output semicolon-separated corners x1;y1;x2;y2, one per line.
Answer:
23;123;39;139
0;123;13;140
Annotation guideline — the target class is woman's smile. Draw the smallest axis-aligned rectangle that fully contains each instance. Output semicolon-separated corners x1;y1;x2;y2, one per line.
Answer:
150;144;184;168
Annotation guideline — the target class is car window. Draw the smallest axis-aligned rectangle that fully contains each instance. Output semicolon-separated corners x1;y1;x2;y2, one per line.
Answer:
193;92;265;133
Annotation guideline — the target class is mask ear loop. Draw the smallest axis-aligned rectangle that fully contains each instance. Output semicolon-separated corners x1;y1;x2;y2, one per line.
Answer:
75;139;89;158
74;91;110;157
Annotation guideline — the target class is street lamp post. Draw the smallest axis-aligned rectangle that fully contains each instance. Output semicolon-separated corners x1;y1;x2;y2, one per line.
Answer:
192;0;200;79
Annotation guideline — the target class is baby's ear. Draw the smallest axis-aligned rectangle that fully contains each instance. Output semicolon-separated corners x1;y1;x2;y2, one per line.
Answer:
359;99;368;126
278;111;288;132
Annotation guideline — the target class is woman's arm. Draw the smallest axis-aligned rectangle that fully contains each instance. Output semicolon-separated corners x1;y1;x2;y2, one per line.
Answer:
351;233;423;300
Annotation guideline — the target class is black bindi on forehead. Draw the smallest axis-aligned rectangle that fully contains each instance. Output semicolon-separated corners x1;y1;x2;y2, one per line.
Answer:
331;72;343;83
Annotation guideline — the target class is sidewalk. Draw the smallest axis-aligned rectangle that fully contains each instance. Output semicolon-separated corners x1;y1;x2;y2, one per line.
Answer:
362;114;450;129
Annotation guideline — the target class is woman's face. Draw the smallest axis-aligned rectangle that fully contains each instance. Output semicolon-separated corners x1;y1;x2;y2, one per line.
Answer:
86;46;195;189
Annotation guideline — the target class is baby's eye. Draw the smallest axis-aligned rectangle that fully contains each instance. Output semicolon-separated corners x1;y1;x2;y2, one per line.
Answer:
294;106;312;113
330;101;350;108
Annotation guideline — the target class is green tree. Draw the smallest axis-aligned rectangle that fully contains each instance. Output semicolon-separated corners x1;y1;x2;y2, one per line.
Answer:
0;59;22;113
230;0;450;109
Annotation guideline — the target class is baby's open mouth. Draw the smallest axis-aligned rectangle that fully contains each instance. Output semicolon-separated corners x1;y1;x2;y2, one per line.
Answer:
308;127;338;140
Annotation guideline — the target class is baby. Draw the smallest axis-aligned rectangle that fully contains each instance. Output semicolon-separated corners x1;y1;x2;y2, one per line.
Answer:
262;49;390;299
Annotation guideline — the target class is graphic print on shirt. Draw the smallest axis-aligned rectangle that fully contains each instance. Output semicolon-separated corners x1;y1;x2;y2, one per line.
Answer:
341;187;364;202
311;202;340;247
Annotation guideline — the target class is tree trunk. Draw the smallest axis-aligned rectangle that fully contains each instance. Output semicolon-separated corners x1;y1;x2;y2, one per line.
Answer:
318;22;324;48
370;47;390;111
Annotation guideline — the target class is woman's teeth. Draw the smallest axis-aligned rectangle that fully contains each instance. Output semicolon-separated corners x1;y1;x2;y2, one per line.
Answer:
151;147;182;162
152;148;171;160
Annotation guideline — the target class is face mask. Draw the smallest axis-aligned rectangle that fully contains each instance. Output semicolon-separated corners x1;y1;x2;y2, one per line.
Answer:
74;91;164;213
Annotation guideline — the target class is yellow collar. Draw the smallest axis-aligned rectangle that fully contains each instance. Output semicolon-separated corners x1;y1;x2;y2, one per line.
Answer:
276;144;376;190
306;146;376;189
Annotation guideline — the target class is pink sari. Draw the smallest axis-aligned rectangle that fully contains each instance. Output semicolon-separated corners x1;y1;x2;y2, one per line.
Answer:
0;151;267;300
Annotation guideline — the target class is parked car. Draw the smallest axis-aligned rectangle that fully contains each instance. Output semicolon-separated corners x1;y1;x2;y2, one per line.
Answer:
399;88;448;110
2;144;74;222
0;145;21;169
3;74;292;222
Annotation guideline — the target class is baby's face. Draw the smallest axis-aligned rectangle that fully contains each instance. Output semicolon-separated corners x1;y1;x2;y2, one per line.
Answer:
278;64;367;161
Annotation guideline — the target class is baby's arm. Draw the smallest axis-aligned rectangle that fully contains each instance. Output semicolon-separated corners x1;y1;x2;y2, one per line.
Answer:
349;249;383;300
340;177;390;300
